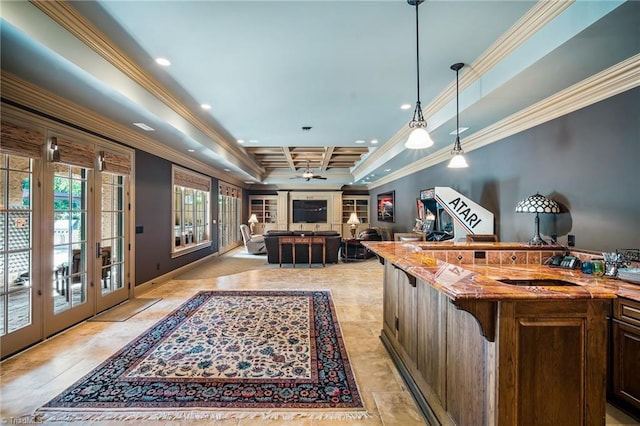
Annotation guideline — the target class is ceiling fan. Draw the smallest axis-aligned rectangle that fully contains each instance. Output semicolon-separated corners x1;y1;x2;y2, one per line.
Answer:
290;161;327;181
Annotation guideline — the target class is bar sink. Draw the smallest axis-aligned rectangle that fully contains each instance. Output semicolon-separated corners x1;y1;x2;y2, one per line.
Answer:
498;279;578;286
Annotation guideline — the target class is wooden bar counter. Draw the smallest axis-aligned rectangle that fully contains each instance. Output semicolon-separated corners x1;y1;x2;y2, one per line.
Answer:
361;241;632;426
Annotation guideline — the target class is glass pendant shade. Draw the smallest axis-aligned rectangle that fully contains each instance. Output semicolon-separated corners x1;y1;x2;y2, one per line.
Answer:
405;0;433;151
448;152;468;168
405;127;434;149
447;62;468;168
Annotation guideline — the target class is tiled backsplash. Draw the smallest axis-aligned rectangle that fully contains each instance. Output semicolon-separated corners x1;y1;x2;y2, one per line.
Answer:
421;249;565;266
426;247;640;268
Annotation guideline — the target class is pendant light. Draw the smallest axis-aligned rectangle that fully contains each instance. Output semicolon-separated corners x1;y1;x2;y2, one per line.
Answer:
448;62;468;168
405;0;434;150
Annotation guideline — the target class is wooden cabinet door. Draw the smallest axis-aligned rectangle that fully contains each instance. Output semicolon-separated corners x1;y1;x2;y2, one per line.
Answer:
417;282;446;402
396;267;417;361
382;262;398;338
611;319;640;416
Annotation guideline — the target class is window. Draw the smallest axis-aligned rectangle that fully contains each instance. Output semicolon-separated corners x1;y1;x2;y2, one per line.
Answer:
172;166;211;256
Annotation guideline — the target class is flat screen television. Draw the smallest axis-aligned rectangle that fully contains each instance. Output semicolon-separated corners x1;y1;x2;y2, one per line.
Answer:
292;200;327;223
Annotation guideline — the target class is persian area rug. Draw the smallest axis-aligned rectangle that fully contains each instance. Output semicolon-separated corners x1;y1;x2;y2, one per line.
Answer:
35;290;367;422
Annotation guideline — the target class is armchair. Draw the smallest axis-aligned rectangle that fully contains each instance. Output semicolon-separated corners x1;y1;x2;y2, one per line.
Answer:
240;224;267;254
340;228;382;260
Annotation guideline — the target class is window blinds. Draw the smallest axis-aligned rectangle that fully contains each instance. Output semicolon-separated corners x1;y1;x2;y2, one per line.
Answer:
99;150;131;176
50;137;95;169
0;121;44;159
174;167;211;192
219;182;241;199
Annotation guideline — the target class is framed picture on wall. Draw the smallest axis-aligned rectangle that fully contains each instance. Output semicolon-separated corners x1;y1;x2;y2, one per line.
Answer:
377;191;395;222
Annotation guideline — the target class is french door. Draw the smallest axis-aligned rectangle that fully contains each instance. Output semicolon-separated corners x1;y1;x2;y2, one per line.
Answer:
218;183;242;254
46;162;94;334
0;153;42;357
0;119;132;358
44;147;130;336
96;171;128;313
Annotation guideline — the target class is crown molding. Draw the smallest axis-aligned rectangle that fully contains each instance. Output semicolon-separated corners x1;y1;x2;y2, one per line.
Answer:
29;0;261;177
1;71;248;187
461;54;640;154
355;0;573;178
369;54;640;190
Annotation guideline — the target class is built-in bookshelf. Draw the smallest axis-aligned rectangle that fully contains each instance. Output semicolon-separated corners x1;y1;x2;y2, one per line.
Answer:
342;196;369;236
249;193;369;236
249;196;278;234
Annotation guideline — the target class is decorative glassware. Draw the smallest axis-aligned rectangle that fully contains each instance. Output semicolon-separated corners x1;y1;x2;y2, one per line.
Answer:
592;259;605;277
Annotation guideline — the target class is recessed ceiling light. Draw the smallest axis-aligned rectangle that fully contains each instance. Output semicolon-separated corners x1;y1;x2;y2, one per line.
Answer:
187;149;195;153
384;168;391;172
401;104;412;110
355;140;365;144
244;181;254;184
449;127;469;135
155;57;171;66
370;139;378;144
223;168;231;172
133;122;155;131
237;139;245;144
201;103;211;110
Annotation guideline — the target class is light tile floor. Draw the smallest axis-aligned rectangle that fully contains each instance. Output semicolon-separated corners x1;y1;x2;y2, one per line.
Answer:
1;249;637;425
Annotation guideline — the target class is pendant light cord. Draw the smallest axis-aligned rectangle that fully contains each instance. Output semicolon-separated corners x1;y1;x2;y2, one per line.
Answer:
455;66;459;142
415;1;420;103
449;62;464;149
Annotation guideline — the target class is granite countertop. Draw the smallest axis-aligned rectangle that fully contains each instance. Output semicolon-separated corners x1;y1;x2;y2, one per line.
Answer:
365;241;568;251
362;241;640;302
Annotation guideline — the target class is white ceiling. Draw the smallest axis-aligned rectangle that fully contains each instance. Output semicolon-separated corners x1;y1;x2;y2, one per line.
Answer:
1;0;639;189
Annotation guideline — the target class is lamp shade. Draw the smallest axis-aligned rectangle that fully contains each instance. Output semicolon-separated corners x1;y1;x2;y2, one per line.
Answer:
405;128;434;150
448;152;468;168
248;214;259;224
515;193;560;214
347;212;360;225
515;193;560;245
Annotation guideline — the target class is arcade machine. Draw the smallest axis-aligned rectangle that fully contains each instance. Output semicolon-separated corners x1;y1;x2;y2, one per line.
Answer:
417;187;494;241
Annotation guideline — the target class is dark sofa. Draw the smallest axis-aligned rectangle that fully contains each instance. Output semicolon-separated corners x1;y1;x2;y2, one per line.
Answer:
264;230;342;265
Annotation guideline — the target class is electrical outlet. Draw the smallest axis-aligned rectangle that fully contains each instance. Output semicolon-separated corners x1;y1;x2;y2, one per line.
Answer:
567;235;575;247
156;263;160;270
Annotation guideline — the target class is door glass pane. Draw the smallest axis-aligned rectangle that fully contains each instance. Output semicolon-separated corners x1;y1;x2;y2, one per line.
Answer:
8;286;31;333
0;255;4;335
184;188;194;244
1;154;33;336
174;187;182;247
0;156;5;211
101;173;125;294
53;164;88;314
0;292;4;336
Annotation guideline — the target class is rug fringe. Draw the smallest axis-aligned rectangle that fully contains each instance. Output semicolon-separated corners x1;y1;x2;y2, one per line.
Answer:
34;409;371;422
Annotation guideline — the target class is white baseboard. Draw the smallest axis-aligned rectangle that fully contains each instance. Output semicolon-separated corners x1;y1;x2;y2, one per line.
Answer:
134;251;221;296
